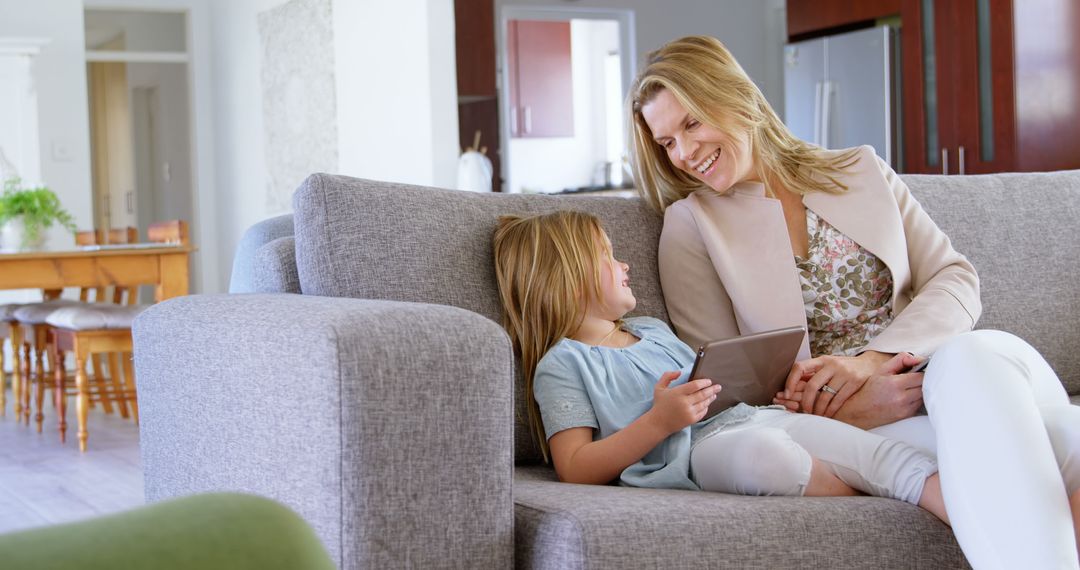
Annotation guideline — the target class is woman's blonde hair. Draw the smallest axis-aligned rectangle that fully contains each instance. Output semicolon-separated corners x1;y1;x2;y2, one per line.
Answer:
493;210;610;462
628;35;858;212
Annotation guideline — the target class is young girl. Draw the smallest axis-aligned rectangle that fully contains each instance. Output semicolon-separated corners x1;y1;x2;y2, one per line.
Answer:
493;210;949;523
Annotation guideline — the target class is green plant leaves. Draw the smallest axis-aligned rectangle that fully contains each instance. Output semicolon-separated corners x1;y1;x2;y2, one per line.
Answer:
0;178;78;245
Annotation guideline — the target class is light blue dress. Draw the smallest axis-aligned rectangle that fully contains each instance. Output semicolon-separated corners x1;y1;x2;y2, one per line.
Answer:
533;316;762;490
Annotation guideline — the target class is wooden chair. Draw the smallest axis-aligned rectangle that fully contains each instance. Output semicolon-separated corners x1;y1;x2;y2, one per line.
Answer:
1;320;6;416
48;220;188;451
11;228;136;432
6;283;71;426
0;305;24;418
5;231;99;426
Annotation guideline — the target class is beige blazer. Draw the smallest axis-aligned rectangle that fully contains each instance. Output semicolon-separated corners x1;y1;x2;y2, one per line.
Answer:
658;145;981;360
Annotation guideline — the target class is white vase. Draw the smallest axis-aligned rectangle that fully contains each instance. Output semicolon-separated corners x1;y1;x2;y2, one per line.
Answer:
0;218;46;251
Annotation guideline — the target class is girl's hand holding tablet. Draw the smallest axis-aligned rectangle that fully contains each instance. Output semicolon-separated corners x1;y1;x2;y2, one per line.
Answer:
647;372;722;434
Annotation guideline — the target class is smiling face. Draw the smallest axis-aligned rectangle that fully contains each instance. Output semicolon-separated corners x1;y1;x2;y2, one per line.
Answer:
590;230;636;321
640;88;759;194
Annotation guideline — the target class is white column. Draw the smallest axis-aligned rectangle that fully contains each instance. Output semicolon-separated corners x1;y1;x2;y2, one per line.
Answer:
332;0;460;189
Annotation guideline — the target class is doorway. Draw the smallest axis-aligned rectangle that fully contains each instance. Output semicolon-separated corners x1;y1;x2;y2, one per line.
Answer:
498;7;635;194
84;9;193;257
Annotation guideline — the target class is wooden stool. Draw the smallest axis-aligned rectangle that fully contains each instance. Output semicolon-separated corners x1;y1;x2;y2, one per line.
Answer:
48;305;146;450
10;228;138;433
46;220;187;451
0;304;30;419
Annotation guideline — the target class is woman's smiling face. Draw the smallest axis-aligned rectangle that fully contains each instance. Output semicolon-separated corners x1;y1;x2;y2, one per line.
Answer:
640;88;759;193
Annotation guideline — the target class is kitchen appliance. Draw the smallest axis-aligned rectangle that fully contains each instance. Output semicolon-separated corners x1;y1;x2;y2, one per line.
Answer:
784;25;900;168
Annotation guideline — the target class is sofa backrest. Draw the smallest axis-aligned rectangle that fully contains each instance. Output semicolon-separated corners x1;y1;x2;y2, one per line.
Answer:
904;170;1080;396
293;173;667;463
291;169;1080;464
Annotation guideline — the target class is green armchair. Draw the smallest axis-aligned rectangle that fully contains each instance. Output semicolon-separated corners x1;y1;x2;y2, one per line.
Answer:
0;493;335;570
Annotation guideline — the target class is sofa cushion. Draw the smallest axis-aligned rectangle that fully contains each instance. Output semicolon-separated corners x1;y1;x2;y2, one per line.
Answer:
230;213;296;294
293;174;669;464
253;237;301;294
47;303;148;330
904;170;1080;394
1;303;26;322
514;465;968;569
12;300;86;324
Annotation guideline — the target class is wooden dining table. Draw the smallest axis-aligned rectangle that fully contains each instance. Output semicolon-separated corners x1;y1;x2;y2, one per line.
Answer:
0;243;194;301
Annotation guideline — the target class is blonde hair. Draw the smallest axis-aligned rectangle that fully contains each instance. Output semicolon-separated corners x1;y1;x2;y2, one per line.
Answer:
493;210;610;462
628;35;859;212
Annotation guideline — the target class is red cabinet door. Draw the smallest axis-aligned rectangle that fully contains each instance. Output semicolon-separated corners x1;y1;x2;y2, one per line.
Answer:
507;20;574;138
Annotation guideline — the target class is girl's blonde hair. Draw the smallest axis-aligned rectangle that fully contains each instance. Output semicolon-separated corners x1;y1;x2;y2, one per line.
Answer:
493;210;610;462
628;35;858;212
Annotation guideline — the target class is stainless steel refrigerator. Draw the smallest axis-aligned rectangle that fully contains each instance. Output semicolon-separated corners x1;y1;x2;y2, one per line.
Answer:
783;25;900;168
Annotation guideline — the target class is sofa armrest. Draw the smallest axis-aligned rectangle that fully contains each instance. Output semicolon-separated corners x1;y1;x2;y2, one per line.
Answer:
133;294;513;569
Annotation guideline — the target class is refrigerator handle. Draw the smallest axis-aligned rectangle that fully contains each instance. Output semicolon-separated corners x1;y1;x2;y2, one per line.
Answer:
820;80;833;148
813;81;823;147
941;149;950;175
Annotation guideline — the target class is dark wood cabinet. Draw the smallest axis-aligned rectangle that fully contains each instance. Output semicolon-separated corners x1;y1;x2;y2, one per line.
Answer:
455;0;496;98
902;0;1017;174
788;0;1080;174
787;0;901;39
454;0;501;190
506;20;574;138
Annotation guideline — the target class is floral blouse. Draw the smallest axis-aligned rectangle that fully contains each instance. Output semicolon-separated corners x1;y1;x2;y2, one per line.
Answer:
795;208;895;357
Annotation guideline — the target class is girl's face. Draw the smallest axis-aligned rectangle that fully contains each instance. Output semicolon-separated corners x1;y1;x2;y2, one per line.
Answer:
640;88;758;193
591;231;636;320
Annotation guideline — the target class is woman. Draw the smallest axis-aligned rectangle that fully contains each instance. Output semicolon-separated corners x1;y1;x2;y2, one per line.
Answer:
628;35;1080;569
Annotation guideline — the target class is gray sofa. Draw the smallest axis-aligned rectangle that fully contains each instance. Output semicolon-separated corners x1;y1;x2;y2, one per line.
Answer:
133;169;1080;569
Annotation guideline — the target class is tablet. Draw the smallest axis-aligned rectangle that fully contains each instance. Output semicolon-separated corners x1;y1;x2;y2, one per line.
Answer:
688;325;807;420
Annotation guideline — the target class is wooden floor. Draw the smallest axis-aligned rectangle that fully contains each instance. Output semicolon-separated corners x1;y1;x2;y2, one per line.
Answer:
0;390;144;534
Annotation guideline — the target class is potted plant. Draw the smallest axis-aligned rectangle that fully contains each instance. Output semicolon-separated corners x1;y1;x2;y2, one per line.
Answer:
0;178;77;251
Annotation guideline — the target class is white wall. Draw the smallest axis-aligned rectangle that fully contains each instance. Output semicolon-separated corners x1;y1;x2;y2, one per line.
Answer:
209;0;460;292
0;0;94;248
333;0;459;188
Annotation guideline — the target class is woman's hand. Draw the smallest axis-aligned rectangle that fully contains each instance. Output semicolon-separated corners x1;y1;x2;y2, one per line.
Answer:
774;352;926;430
781;351;892;416
647;372;722;434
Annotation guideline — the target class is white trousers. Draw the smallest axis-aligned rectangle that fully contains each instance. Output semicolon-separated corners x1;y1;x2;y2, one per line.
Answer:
869;330;1080;570
690;408;938;504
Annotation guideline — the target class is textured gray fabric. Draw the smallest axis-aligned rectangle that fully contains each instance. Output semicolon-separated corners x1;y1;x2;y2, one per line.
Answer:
12;300;85;324
229;214;295;293
514;465;968;569
133;294;513;569
293;173;667;322
293;173;666;463
252;236;301;294
0;303;26;322
46;304;148;330
903;170;1080;394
